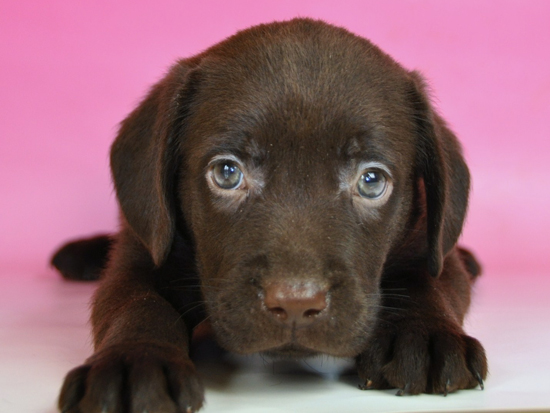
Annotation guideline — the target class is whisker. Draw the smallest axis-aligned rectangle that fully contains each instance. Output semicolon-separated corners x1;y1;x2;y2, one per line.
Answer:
192;314;213;331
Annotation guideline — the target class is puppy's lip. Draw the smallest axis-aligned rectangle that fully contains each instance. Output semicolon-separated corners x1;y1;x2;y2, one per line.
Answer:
262;343;319;359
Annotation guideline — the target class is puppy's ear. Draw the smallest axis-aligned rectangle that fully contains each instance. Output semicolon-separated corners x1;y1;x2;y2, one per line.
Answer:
110;61;199;266
409;72;470;277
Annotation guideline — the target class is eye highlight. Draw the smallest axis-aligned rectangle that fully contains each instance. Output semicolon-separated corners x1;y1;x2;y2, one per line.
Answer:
356;169;389;199
211;161;244;190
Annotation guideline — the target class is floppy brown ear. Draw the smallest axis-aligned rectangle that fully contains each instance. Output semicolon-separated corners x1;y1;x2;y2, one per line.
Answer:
110;60;199;266
409;71;471;277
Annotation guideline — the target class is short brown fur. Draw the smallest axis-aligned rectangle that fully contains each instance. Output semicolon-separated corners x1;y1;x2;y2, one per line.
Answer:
54;19;487;412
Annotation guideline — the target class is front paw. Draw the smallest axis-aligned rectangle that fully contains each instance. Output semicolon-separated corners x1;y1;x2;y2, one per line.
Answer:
59;342;204;413
357;320;487;395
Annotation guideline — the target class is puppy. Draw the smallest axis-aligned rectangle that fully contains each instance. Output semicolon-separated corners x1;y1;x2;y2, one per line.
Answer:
53;18;487;413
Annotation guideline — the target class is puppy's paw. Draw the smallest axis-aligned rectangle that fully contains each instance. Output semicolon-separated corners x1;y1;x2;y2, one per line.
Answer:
357;320;487;395
58;343;204;413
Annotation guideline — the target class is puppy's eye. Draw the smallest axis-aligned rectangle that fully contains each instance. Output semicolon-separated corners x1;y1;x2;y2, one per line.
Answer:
357;170;388;199
212;162;244;190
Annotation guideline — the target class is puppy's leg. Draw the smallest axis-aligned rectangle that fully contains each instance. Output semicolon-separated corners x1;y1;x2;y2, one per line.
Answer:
357;247;487;395
457;246;482;279
51;234;113;281
58;231;204;413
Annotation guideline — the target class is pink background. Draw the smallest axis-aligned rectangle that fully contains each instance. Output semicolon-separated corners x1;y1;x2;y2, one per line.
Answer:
1;0;549;278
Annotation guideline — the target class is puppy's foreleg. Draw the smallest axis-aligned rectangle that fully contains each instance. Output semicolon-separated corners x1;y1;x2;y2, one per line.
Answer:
58;231;204;413
357;248;487;395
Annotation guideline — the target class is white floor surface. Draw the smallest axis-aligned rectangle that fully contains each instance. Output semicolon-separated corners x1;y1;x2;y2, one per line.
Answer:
1;269;549;413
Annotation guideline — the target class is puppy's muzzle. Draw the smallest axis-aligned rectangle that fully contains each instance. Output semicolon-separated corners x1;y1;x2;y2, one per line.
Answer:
263;281;329;328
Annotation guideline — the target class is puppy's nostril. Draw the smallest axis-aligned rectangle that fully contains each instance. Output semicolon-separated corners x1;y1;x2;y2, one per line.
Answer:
304;308;322;318
268;307;288;320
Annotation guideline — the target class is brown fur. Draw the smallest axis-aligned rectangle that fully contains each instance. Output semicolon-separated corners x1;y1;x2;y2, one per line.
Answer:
54;19;487;412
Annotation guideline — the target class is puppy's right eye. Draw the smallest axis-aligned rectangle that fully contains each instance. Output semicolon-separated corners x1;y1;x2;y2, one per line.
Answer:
212;162;244;190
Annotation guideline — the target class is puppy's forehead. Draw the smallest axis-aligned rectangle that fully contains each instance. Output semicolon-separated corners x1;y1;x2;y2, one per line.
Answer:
184;20;416;170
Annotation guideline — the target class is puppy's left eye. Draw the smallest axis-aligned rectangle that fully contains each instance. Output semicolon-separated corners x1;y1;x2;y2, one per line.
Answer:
357;170;388;199
212;162;244;190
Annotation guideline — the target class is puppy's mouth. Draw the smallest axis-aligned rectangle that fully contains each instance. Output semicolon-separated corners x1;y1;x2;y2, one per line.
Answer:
213;316;371;358
258;327;334;358
261;343;320;359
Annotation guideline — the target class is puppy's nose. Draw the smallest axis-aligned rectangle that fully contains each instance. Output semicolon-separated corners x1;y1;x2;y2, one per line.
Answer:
263;282;328;328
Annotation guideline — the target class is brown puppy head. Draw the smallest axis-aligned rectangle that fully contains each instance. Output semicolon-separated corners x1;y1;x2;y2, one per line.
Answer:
110;19;470;357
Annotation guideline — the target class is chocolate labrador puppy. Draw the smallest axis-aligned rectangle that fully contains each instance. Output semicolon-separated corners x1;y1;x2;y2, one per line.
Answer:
52;18;487;413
